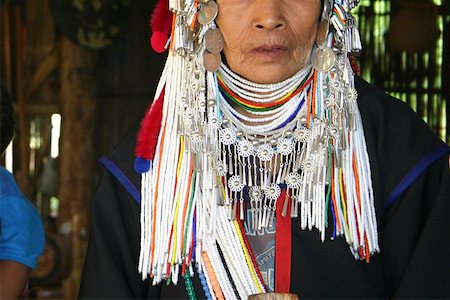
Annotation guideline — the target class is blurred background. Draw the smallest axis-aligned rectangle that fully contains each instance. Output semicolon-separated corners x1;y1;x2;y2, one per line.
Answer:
0;0;448;298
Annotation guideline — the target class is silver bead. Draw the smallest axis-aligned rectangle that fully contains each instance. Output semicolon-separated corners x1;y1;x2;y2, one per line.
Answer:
207;99;216;107
285;131;293;138
176;47;187;57
236;131;244;138
251;140;260;147
270;139;277;146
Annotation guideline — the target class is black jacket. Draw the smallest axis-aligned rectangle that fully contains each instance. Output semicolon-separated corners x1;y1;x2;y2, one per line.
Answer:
79;77;450;299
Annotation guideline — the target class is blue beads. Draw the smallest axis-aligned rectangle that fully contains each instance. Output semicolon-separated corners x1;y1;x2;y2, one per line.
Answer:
199;272;213;300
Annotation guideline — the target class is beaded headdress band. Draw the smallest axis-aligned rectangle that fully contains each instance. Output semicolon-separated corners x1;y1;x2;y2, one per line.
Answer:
135;0;378;297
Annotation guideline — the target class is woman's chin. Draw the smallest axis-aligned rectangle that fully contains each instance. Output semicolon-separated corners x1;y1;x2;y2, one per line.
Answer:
240;66;303;84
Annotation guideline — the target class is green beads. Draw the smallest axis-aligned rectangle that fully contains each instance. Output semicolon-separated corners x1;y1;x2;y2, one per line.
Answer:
184;273;197;300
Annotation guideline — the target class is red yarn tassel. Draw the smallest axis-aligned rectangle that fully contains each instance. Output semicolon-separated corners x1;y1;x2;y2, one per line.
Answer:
150;0;172;53
135;88;165;161
349;54;360;76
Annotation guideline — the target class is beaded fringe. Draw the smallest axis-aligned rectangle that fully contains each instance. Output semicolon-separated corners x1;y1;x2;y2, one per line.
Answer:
137;1;378;297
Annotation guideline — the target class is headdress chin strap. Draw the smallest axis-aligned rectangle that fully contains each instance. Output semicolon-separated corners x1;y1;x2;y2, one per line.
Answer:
321;0;333;20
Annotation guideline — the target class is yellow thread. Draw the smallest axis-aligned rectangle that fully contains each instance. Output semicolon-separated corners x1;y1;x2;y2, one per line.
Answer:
338;169;348;223
171;136;185;264
233;221;263;293
219;177;227;200
338;169;352;243
177;136;185;176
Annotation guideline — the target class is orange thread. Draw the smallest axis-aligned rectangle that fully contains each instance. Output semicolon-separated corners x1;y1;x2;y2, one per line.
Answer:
189;2;198;31
311;71;317;117
202;251;225;300
352;152;362;211
352;150;362;239
306;87;312;128
333;7;346;24
364;234;371;263
352;150;363;250
169;13;176;51
150;120;168;265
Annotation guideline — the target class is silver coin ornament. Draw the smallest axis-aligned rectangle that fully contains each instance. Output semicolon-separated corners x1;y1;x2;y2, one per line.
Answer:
198;1;218;25
311;46;336;72
204;28;224;54
203;50;221;72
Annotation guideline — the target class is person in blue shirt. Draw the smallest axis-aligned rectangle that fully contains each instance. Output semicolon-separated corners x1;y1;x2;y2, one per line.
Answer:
0;84;45;299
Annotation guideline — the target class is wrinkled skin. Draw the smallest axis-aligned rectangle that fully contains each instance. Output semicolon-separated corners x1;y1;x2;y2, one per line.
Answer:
216;0;321;84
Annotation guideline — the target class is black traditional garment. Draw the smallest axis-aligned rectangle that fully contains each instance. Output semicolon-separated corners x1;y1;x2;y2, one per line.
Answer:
79;77;450;299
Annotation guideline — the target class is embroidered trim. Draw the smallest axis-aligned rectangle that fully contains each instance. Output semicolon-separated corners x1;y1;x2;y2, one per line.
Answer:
385;145;450;209
100;156;141;204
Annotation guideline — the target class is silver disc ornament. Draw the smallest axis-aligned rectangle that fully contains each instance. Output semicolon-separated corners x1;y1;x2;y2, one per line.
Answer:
198;1;218;25
311;46;336;72
203;49;221;72
204;28;224;54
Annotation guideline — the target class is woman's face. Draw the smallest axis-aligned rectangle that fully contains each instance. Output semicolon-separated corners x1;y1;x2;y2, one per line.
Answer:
216;0;321;84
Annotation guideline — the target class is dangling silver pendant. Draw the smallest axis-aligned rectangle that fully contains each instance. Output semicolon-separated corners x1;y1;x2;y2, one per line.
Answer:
204;28;224;54
203;49;221;72
197;1;218;25
311;46;336;72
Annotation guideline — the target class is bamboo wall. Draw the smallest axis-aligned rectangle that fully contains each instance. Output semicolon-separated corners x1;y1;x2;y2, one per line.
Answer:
355;0;449;142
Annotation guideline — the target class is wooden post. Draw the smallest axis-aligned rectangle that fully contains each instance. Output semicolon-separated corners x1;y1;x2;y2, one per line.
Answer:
12;2;31;195
58;36;97;298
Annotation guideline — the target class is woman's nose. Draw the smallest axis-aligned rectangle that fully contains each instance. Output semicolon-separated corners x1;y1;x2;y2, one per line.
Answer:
253;0;286;31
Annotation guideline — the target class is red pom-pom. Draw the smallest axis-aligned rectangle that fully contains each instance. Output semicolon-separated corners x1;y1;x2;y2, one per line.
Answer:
151;31;169;53
135;88;165;160
149;0;172;53
349;54;360;76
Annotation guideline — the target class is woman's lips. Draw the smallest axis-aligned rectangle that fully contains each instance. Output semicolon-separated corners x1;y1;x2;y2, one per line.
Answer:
251;45;288;61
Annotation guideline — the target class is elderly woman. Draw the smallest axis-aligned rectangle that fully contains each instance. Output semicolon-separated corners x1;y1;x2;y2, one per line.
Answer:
79;0;449;299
